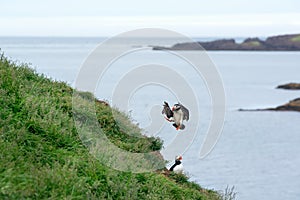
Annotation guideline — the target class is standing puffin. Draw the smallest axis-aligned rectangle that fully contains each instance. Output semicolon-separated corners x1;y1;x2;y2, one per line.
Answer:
162;102;189;130
169;155;183;174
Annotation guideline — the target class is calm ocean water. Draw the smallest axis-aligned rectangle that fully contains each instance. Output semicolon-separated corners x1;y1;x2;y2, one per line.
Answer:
1;37;300;200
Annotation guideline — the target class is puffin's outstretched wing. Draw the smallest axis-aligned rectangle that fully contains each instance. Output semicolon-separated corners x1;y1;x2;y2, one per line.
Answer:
162;101;173;118
179;103;189;121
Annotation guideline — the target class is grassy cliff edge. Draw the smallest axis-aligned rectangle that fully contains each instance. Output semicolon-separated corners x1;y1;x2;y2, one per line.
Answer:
0;54;222;199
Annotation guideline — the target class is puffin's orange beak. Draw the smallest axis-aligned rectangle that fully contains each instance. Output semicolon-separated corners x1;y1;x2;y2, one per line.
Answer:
179;156;182;160
172;106;174;111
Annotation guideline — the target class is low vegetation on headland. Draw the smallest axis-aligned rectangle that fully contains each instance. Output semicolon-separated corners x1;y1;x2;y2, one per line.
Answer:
0;54;225;199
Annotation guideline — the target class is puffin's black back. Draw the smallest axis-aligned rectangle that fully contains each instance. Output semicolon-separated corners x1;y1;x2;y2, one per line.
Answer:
169;160;181;171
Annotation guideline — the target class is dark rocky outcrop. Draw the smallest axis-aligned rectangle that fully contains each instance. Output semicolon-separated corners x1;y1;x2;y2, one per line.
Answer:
153;34;300;51
270;98;300;112
265;35;300;50
277;83;300;90
195;39;239;50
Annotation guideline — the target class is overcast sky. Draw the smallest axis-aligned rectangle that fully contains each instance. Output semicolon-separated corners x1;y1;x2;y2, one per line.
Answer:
1;0;300;37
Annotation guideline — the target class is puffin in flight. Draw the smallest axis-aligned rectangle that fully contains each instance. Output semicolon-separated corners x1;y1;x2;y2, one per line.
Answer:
162;101;189;130
169;155;183;174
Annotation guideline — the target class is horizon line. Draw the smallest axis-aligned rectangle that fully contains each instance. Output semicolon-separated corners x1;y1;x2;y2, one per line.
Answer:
0;32;299;39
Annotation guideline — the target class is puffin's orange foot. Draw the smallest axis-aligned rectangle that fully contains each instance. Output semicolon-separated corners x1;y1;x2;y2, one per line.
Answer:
176;125;180;130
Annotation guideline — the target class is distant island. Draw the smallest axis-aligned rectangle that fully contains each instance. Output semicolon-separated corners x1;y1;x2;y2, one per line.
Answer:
153;34;300;51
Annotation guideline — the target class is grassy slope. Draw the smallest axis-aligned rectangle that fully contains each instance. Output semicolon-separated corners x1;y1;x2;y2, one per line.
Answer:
291;35;300;42
243;41;261;46
0;55;221;199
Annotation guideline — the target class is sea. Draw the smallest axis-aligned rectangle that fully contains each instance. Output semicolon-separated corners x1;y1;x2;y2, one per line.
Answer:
1;37;300;200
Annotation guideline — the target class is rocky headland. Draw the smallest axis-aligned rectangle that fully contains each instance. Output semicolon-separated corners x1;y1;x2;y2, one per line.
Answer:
239;98;300;112
240;83;300;112
153;34;300;51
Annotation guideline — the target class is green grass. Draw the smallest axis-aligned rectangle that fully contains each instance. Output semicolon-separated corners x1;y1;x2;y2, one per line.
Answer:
0;54;221;199
291;35;300;42
243;41;261;46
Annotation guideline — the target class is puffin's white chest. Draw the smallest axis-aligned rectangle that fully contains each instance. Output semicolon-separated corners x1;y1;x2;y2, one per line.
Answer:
173;109;183;124
173;163;183;174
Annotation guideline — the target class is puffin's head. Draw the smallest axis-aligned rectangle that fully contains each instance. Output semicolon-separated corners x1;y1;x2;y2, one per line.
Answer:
172;104;181;111
175;155;182;161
